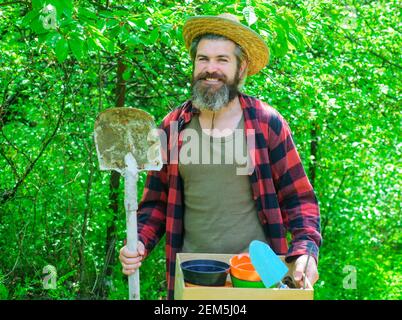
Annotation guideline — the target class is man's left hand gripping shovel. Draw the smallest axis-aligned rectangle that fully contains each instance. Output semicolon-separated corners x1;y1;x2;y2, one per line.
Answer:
94;108;162;300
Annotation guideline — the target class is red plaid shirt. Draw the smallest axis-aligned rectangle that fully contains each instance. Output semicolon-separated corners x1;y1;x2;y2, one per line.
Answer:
137;94;322;299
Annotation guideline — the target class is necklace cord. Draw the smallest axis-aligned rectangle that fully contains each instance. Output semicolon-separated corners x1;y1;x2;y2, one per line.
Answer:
210;112;216;144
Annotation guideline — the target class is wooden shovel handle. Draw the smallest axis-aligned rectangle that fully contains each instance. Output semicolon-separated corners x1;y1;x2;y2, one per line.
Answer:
124;165;140;300
127;211;140;300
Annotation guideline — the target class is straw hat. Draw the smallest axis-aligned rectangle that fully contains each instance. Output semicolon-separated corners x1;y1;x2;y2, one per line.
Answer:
183;13;270;76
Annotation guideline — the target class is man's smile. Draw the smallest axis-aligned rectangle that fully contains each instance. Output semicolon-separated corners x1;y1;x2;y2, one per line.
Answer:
195;72;227;85
202;78;222;85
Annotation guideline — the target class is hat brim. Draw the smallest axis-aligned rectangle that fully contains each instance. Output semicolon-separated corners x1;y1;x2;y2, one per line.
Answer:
183;16;269;76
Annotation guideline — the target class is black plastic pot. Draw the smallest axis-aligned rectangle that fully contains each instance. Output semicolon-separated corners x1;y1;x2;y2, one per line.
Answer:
181;259;230;286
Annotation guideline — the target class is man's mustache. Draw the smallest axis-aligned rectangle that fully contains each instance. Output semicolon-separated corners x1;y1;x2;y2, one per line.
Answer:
194;72;227;82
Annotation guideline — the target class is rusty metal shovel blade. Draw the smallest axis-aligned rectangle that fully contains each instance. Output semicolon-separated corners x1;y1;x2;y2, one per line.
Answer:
94;107;162;300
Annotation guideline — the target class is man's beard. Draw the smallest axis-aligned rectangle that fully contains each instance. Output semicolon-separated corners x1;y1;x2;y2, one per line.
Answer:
191;70;240;112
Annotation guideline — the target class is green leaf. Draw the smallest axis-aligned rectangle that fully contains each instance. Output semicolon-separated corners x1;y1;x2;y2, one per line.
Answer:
288;30;304;51
57;18;74;30
46;32;61;46
78;7;98;22
30;17;48;35
159;23;173;32
149;28;159;44
122;69;131;81
113;10;131;17
273;28;288;58
60;0;74;18
68;36;84;61
98;36;113;54
32;0;45;10
88;37;105;52
21;10;40;27
160;34;170;46
284;13;297;29
118;25;130;44
55;37;68;63
127;35;142;46
134;18;149;31
275;16;289;33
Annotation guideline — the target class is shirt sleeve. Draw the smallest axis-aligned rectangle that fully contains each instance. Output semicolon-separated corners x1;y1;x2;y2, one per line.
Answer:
137;164;168;257
136;112;174;257
267;110;322;263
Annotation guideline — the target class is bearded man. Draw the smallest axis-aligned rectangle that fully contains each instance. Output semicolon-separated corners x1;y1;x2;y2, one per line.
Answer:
119;14;322;300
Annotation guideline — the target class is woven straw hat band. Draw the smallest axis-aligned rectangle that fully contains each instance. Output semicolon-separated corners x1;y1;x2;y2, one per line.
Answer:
183;14;269;76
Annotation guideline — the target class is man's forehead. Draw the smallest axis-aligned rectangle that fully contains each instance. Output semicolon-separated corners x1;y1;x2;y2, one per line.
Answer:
196;38;237;57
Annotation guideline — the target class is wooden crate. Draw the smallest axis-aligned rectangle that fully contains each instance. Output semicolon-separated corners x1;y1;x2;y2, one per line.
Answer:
174;253;314;300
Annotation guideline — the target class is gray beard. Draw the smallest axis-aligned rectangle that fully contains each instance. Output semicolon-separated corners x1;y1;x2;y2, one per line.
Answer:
191;72;240;111
192;81;231;112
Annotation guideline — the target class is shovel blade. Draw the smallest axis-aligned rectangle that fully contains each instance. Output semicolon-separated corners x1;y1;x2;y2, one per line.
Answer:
94;107;162;173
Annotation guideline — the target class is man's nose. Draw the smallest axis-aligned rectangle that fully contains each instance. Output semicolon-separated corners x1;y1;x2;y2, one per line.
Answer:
205;60;220;74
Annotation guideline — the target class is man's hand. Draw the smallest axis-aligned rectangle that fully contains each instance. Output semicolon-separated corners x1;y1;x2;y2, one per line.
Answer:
293;254;319;288
119;241;145;275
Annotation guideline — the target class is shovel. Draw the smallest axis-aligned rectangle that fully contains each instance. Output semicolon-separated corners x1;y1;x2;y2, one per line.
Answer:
249;240;289;289
94;107;162;300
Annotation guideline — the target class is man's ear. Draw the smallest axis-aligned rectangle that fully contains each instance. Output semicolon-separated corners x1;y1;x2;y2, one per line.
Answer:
239;60;248;78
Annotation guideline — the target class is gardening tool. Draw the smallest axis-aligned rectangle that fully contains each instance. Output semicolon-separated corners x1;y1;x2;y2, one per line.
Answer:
303;244;314;289
94;107;162;300
249;240;289;289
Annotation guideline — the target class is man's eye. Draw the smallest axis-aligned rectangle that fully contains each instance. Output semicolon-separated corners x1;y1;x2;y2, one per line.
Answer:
219;59;228;62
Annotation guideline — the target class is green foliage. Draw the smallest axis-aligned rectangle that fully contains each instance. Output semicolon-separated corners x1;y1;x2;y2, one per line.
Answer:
0;0;400;300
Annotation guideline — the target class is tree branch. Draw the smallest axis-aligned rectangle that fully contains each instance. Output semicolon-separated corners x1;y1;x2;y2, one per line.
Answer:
88;0;128;11
367;50;402;70
350;5;402;70
0;1;28;7
132;59;175;110
321;169;349;239
0;70;70;205
1;129;32;164
0;147;20;180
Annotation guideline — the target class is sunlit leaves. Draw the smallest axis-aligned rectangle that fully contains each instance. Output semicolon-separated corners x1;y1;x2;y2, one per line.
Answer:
55;37;68;63
68;34;86;61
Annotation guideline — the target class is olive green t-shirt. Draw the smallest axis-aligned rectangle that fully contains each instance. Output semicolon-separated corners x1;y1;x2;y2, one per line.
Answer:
178;113;266;254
